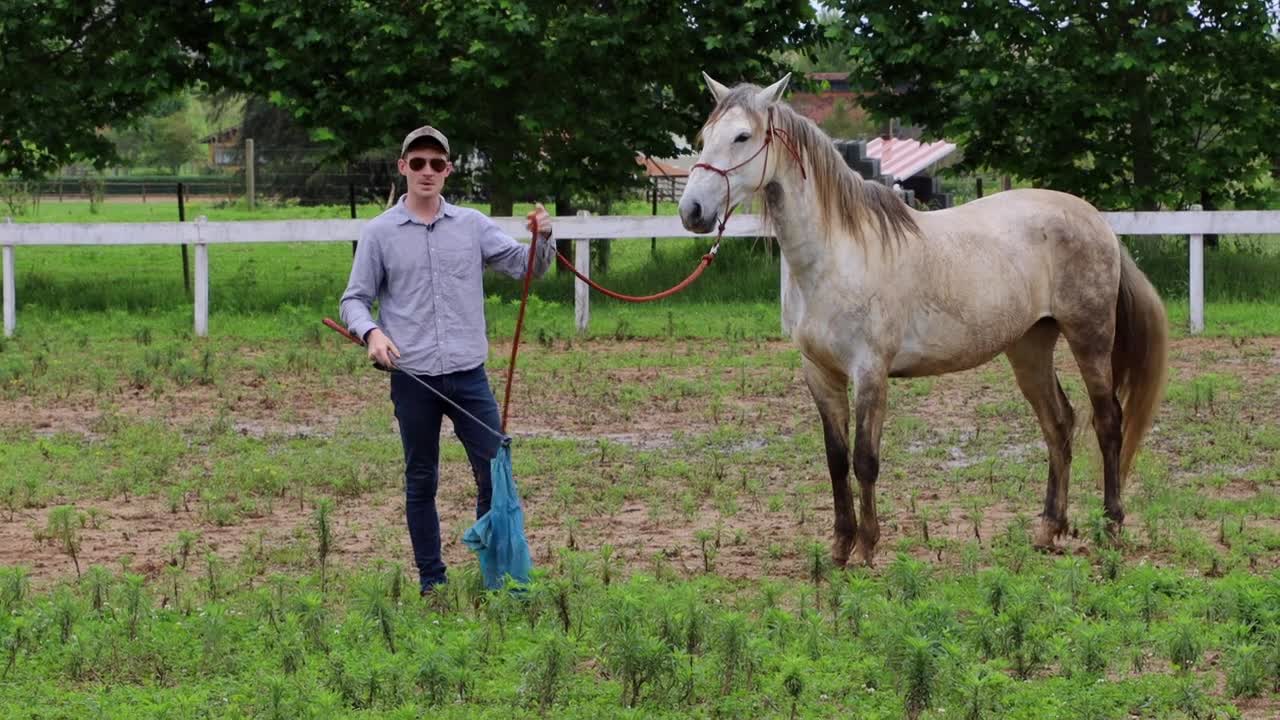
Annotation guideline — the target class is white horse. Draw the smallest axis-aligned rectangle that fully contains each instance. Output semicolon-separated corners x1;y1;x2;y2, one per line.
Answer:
679;73;1168;566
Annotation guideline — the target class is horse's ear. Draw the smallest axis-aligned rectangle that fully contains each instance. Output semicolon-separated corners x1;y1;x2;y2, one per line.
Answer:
702;72;731;103
757;73;792;104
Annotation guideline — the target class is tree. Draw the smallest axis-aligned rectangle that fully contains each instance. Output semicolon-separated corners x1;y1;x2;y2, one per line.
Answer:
0;1;213;179
777;5;854;73
828;0;1280;210
145;111;204;174
106;94;205;174
208;0;815;215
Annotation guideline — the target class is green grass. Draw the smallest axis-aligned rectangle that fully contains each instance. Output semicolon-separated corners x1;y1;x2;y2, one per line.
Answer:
1166;300;1280;338
1;323;1278;716
1130;235;1280;303
1;556;1274;719
9;196;776;318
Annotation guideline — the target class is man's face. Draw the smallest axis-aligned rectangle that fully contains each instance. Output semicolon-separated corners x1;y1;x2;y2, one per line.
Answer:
398;146;452;201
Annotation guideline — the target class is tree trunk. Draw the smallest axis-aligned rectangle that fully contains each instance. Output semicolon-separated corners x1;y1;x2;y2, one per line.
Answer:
1200;188;1218;249
1129;72;1157;211
554;191;575;272
593;198;611;273
487;141;516;217
490;184;515;218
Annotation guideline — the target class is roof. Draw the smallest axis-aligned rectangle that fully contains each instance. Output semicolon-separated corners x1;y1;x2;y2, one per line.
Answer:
789;71;861;126
864;137;957;181
636;154;690;178
199;127;239;144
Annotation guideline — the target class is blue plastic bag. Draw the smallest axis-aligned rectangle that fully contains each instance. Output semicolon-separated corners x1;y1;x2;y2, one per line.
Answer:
462;443;532;590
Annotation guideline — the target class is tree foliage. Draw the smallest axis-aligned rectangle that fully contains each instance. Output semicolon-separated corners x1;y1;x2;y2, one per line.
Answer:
829;0;1280;209
106;95;205;174
0;1;212;179
209;0;814;214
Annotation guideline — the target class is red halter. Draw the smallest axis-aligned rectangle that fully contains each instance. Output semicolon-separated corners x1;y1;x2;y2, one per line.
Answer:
690;106;807;237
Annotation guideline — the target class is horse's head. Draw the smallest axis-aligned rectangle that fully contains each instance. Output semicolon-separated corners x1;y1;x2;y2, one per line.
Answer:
679;73;791;234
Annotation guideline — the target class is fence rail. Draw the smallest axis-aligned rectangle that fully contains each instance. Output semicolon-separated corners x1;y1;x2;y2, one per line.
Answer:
3;210;1279;338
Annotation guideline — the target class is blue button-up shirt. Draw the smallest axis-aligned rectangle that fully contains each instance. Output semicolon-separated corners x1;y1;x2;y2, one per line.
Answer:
340;196;554;376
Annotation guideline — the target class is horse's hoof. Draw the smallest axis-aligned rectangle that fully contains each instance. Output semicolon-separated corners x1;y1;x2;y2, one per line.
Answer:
1033;517;1066;550
1034;542;1067;555
1105;519;1125;546
852;541;877;568
831;535;854;568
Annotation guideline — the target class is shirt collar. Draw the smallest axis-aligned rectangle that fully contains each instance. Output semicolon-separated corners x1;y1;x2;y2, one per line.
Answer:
394;194;458;225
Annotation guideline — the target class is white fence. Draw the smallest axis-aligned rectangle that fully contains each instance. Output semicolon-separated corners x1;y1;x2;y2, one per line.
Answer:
3;209;1279;338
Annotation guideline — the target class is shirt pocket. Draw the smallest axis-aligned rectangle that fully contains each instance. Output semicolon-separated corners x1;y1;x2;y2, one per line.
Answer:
435;245;480;293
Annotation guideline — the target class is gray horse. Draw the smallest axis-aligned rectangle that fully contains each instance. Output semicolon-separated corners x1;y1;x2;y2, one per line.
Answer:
679;74;1168;566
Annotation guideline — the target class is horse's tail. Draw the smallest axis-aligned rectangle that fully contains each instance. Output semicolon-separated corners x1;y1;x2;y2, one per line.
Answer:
1112;248;1168;487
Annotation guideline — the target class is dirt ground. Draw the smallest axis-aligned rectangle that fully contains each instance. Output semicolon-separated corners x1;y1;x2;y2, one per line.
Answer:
4;335;1278;590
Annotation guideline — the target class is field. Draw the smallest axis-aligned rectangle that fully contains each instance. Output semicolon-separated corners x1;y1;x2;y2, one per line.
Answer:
0;202;1277;718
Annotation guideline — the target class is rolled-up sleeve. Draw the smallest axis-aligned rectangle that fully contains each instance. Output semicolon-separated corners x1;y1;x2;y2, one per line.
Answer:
479;217;555;280
340;226;384;342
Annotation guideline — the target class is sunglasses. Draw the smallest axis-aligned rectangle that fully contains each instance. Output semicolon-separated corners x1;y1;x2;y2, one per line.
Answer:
407;157;448;173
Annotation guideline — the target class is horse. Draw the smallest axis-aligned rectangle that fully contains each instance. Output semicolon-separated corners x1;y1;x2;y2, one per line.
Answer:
678;73;1168;566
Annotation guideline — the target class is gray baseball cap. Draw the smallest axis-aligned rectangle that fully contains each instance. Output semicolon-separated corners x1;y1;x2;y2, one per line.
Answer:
400;125;450;156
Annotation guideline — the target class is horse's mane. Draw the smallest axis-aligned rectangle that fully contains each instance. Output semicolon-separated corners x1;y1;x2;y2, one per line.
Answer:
703;86;920;249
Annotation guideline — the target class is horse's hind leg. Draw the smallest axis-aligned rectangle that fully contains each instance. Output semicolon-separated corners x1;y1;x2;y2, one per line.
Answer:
1005;320;1076;548
1061;321;1125;540
803;358;857;566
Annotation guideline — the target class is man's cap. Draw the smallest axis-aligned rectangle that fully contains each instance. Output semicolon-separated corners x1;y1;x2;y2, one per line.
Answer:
401;126;450;156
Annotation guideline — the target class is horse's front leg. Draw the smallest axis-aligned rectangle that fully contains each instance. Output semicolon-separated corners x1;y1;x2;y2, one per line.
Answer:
852;368;888;567
803;359;856;567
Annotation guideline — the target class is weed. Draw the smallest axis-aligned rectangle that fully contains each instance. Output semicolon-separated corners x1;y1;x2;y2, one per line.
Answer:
39;505;86;578
314;499;333;593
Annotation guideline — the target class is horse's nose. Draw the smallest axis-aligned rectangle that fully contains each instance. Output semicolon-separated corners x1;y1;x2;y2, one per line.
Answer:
679;197;710;232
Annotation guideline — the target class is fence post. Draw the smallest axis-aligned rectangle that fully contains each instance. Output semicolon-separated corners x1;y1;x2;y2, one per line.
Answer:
194;215;209;337
349;183;358;255
245;138;256;211
575;209;591;334
178;182;190;294
2;217;14;337
1189;203;1204;335
650;181;657;254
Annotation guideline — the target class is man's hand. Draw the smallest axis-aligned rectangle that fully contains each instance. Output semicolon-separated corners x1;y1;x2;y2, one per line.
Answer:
365;328;401;369
525;202;552;239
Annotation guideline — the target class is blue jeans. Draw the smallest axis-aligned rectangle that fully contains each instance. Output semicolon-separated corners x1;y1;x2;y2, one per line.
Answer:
390;365;500;592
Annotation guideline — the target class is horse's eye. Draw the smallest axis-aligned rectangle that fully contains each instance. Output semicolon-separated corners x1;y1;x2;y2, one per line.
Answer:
734;133;750;143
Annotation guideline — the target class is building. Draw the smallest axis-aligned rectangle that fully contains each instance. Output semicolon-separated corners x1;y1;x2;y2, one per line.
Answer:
199;127;241;169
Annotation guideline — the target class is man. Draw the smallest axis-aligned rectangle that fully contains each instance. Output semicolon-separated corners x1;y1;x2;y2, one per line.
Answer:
340;125;554;595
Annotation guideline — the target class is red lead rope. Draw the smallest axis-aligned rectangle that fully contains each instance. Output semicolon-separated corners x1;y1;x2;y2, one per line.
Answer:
553;245;718;302
501;220;540;435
